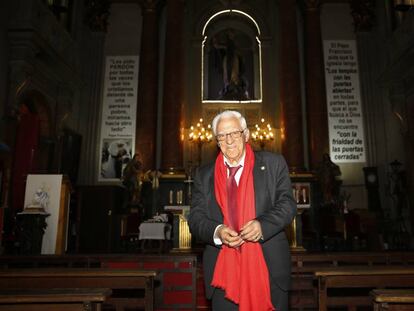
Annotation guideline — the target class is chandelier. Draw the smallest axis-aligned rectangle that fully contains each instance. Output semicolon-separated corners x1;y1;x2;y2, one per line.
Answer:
251;118;274;150
188;118;213;165
188;118;213;143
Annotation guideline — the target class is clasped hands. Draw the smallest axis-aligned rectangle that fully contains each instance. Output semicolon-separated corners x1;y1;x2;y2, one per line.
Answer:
218;220;263;248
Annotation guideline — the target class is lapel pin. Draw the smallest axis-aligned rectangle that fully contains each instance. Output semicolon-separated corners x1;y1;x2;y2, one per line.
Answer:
261;166;266;171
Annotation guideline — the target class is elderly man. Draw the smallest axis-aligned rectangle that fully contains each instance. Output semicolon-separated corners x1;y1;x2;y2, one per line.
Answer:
188;110;296;311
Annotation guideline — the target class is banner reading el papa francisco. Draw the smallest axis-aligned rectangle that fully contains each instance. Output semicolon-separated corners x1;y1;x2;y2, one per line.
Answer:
323;40;366;163
98;55;139;181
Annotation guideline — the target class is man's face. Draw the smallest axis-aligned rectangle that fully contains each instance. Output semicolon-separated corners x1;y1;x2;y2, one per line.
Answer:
216;117;249;165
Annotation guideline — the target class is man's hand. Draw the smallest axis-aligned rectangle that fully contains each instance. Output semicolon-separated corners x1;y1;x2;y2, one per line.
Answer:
240;220;263;242
217;225;244;248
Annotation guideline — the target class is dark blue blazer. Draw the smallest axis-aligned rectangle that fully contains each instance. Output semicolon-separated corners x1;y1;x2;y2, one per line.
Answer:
188;151;297;298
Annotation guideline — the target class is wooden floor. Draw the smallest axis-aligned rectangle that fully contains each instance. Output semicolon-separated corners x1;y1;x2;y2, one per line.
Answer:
0;251;414;311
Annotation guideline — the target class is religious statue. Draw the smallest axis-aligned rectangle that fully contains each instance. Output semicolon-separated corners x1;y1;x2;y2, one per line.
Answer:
122;153;143;204
317;153;342;204
21;184;50;214
33;187;49;209
211;29;250;100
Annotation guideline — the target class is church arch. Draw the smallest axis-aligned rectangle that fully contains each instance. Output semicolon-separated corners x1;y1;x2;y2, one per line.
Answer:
201;9;263;103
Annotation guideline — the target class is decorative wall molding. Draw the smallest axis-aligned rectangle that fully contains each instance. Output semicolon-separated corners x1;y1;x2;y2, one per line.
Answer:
85;0;111;32
350;0;376;32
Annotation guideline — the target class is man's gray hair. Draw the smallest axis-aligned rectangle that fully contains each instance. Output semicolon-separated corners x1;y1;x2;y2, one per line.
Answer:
211;110;248;135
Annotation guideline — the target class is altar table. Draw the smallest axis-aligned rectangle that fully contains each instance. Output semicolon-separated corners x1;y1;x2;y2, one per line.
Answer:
139;222;171;240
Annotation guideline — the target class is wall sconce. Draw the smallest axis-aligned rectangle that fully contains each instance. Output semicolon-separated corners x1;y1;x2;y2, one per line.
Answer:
188;118;213;165
251;118;274;150
394;0;414;11
392;0;414;29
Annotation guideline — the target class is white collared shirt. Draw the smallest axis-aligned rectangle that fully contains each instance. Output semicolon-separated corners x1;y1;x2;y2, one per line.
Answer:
223;152;245;186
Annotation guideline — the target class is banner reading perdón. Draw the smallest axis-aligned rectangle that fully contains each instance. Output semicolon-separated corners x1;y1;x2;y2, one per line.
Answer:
98;55;139;181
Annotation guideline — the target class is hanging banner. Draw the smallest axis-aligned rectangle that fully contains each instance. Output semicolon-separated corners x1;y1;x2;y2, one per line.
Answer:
323;40;366;163
98;55;139;181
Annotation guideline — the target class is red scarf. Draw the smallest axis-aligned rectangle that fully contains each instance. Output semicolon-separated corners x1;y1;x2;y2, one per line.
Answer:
212;144;274;311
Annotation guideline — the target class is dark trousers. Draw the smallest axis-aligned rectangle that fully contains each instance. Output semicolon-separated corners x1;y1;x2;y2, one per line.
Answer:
211;288;238;311
211;282;288;311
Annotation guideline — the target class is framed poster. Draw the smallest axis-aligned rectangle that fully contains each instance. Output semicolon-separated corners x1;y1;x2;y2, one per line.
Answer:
98;55;139;182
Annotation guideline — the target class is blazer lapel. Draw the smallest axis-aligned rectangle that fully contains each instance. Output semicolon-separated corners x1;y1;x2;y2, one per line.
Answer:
253;153;267;216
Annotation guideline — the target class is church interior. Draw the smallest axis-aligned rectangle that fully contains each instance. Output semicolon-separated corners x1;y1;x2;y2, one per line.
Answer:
0;0;414;310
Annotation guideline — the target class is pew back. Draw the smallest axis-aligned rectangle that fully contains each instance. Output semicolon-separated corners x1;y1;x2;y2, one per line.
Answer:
315;267;414;311
371;289;414;311
0;253;197;310
0;288;111;311
0;269;156;311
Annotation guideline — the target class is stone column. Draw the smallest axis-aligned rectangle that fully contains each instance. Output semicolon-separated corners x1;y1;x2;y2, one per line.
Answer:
279;0;304;171
78;0;110;184
304;0;329;170
406;95;414;232
78;32;106;184
161;0;185;171
136;0;160;170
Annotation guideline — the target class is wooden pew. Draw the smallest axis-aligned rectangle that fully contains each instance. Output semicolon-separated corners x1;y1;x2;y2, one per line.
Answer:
315;267;414;311
0;269;156;311
371;289;414;311
0;288;111;311
101;255;197;310
290;252;414;310
0;253;198;310
0;252;413;310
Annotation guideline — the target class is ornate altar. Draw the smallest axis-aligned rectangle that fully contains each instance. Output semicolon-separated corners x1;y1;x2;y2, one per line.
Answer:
288;172;317;252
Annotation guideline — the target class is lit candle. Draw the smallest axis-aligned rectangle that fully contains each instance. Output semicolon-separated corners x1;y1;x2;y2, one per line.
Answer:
302;188;307;203
296;187;300;203
169;190;173;205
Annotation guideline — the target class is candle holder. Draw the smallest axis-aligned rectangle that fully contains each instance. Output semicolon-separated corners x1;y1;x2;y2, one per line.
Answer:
188;118;213;166
251;118;275;150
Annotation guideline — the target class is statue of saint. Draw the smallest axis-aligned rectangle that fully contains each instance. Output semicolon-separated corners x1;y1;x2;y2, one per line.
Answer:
122;153;143;204
318;153;342;204
211;29;249;100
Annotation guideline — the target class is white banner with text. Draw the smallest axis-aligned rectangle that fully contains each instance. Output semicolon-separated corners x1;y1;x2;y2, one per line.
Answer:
323;40;366;163
98;55;139;181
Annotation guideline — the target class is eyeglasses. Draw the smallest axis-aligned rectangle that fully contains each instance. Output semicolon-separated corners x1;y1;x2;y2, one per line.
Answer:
216;129;245;142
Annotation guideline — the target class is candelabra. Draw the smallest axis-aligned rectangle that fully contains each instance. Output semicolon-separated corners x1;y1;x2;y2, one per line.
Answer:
251;118;274;150
188;118;213;166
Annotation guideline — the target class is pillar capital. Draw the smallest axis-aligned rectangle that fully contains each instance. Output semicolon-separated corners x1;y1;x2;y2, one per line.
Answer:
84;0;111;32
350;0;376;32
219;0;243;7
139;0;160;12
304;0;321;11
